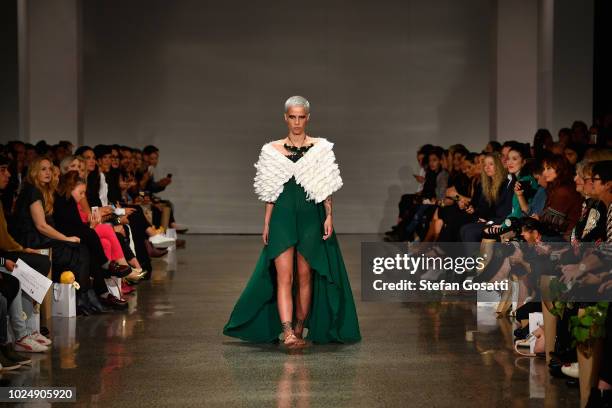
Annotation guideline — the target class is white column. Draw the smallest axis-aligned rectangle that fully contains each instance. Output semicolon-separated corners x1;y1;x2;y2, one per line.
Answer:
18;0;82;146
538;0;554;131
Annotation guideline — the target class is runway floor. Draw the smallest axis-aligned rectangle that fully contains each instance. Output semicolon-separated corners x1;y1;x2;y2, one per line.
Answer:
2;235;580;407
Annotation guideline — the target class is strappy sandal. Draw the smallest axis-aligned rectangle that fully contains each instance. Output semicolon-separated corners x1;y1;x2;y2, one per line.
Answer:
293;320;306;339
283;333;306;347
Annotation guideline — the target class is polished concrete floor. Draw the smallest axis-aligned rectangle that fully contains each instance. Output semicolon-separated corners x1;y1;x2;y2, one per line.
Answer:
2;235;580;407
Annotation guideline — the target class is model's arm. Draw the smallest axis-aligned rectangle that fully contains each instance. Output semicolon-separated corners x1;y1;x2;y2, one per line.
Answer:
264;202;274;225
324;195;332;218
323;195;333;240
262;202;274;245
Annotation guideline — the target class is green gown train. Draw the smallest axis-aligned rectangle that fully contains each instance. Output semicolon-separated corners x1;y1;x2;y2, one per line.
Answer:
223;146;361;344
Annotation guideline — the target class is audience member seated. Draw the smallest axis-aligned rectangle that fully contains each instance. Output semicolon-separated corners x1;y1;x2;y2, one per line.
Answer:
0;156;52;353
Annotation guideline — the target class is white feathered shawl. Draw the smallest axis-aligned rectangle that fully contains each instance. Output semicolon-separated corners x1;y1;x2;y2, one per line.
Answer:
253;138;343;203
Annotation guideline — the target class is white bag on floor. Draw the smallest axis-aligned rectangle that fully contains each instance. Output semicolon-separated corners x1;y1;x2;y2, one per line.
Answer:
52;316;76;348
529;312;544;354
105;276;122;299
52;283;76;318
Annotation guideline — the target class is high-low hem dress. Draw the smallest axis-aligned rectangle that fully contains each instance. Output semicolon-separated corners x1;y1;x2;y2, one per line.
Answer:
223;142;361;344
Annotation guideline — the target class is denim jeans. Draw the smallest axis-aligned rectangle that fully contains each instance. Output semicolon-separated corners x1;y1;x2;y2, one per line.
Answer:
0;269;34;340
404;204;435;240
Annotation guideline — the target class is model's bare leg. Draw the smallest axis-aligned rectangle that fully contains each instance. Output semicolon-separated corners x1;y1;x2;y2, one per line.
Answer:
275;247;303;346
294;251;312;339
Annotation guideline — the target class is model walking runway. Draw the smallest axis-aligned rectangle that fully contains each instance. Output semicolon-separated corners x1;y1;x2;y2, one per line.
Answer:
223;96;361;346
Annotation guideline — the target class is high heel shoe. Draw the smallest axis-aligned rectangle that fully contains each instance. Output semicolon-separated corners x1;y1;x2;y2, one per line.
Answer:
123;269;148;284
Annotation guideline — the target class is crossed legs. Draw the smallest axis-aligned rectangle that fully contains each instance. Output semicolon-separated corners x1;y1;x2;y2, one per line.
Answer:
275;246;312;346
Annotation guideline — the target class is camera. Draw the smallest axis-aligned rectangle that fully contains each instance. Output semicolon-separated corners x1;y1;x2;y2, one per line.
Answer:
516;180;536;200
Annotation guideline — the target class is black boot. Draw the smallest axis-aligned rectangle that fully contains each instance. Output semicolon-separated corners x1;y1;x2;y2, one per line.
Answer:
76;291;94;316
86;289;110;314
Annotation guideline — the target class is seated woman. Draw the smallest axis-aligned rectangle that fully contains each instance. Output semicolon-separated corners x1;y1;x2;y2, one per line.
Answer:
483;143;539;237
11;157;102;315
60;161;145;279
76;146;157;274
460;153;513;242
402;147;448;241
59;155;81;176
0;156;52;352
516;161;547;218
69;164;142;283
424;152;482;242
538;154;583;241
80;204;145;281
53;172;145;307
563;143;586;169
119;168;137;204
445;145;470;199
54;171;137;276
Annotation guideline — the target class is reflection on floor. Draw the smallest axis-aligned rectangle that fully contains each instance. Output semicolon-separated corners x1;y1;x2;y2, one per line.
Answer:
1;235;580;407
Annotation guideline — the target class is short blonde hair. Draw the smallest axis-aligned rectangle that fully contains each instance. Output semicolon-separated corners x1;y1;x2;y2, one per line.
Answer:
284;96;310;113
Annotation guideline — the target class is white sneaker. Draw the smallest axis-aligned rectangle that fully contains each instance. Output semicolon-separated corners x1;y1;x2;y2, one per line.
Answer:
30;331;52;346
149;234;176;248
561;362;579;379
15;335;49;353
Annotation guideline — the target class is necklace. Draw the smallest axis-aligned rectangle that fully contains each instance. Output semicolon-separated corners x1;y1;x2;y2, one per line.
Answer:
283;136;314;162
286;135;307;148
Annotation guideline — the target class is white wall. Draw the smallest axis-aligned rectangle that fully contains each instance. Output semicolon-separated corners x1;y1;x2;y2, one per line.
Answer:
82;0;492;233
18;0;81;146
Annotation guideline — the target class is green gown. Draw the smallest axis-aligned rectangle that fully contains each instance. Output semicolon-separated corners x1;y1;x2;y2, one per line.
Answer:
223;147;361;344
